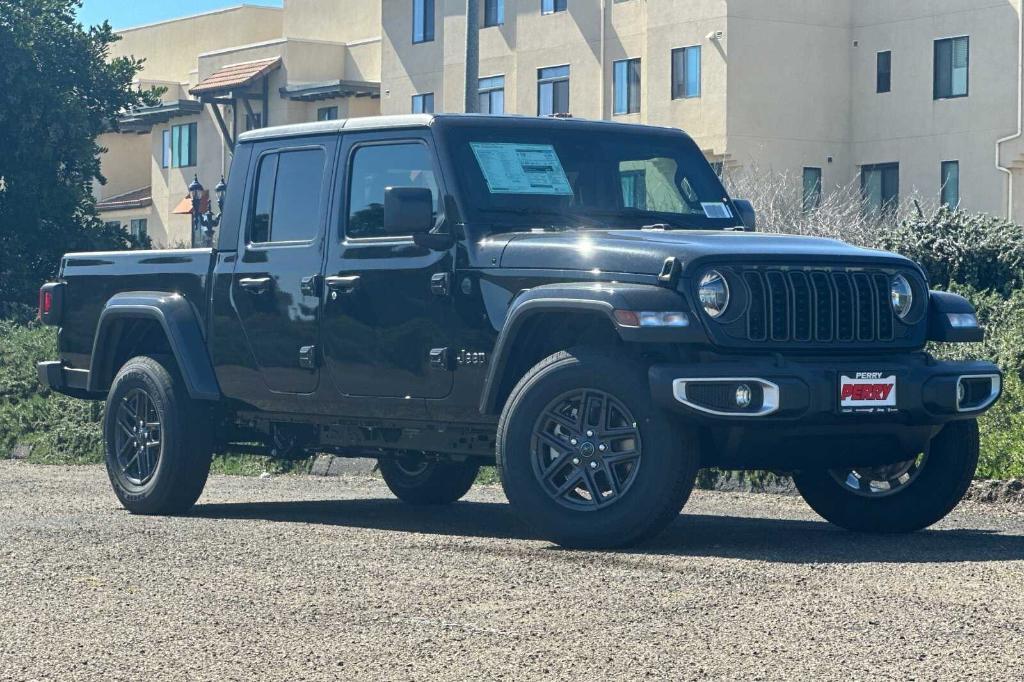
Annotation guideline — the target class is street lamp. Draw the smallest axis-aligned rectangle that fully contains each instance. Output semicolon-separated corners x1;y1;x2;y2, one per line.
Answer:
189;174;226;247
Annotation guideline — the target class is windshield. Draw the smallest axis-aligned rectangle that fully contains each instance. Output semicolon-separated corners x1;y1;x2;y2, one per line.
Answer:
445;123;740;233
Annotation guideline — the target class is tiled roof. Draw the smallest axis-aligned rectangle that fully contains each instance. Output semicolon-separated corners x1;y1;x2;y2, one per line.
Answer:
96;186;152;212
190;57;282;96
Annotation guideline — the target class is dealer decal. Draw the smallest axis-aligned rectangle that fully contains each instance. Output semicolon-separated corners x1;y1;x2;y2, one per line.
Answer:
839;373;898;413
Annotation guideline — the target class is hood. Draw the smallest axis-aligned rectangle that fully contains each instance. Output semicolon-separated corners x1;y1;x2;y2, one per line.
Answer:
497;229;914;275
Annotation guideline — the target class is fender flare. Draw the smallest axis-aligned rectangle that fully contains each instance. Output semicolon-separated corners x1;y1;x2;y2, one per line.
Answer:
478;282;705;415
927;290;984;343
87;292;221;401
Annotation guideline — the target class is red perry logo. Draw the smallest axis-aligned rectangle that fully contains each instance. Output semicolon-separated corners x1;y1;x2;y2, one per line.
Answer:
841;384;894;402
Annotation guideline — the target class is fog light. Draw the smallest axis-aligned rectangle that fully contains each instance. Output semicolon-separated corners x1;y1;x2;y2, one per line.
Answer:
957;381;966;406
735;384;752;408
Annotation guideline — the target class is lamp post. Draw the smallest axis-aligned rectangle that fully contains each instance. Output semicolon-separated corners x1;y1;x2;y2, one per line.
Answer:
189;174;227;247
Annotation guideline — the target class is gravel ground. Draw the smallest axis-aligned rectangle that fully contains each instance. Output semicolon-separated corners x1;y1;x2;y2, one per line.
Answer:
1;461;1023;681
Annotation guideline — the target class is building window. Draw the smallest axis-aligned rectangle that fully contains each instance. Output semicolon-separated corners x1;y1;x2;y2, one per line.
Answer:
613;58;641;115
317;106;339;121
538;65;570;116
245;113;263;131
620;169;647;209
413;0;435;43
484;0;504;26
671;46;701;99
479;76;505;114
130;218;148;242
861;163;899;215
250;149;328;244
941;160;960;208
162;130;172;169
934;36;968;99
104;221;122;231
802;167;822;212
542;0;567;14
876;51;891;93
170;122;197;168
412;92;435;114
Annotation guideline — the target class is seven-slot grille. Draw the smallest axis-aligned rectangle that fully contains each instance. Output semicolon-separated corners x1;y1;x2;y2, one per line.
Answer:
741;268;896;343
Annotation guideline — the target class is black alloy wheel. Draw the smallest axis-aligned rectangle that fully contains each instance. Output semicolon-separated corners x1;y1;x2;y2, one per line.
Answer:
530;389;643;511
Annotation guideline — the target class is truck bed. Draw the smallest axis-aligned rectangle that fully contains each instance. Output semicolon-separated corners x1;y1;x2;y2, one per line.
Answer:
57;248;214;370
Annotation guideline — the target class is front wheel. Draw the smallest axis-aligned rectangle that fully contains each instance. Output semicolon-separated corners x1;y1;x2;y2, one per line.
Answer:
379;454;480;505
497;349;699;549
794;419;979;533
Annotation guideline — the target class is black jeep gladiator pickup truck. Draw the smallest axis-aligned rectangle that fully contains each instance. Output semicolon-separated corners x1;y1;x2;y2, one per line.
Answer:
38;114;1001;548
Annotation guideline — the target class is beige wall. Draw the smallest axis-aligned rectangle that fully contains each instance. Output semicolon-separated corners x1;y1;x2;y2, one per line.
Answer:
112;6;284;83
95;132;150;198
284;0;382;44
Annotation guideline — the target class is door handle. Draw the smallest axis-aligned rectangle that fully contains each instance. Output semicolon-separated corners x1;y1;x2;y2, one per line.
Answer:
325;275;361;295
300;274;322;297
239;276;272;293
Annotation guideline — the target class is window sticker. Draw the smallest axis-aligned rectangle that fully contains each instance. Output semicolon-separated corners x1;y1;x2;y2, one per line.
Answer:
701;202;733;219
470;142;574;195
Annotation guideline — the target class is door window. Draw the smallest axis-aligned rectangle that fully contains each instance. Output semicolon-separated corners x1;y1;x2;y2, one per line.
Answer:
346;142;439;239
249;148;327;244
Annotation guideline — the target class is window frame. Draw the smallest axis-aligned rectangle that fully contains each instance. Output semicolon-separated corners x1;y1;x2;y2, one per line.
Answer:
541;0;567;15
484;0;504;27
934;35;969;100
412;92;435;114
412;0;435;44
671;45;702;100
479;75;506;114
317;106;339;122
162;129;172;169
940;160;960;208
245;145;329;248
537;64;570;116
860;162;900;215
342;137;446;243
802;167;823;213
613;57;641;116
129;218;148;241
170;122;198;169
876;50;892;94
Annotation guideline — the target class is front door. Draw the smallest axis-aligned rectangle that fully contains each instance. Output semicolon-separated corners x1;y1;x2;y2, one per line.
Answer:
321;132;454;399
230;137;336;395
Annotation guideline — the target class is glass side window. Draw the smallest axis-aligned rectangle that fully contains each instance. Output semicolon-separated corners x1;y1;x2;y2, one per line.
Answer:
347;143;439;239
249;149;326;244
934;36;968;99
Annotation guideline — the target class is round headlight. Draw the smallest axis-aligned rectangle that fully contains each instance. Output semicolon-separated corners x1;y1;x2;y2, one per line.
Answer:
891;274;913;319
698;270;730;319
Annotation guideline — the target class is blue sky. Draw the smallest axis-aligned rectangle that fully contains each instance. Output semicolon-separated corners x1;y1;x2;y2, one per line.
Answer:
77;0;282;30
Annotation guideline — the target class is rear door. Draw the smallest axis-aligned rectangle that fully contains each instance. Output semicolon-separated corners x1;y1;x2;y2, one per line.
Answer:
230;136;337;395
321;130;454;399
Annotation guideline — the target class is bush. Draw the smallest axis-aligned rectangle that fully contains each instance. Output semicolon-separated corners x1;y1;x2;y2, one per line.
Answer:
0;320;104;463
880;208;1024;296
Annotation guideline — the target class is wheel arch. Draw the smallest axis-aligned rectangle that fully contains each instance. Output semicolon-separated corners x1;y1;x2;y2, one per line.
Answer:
479;282;703;415
88;292;221;401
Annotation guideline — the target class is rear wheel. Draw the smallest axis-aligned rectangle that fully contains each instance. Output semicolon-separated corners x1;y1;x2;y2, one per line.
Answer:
379;453;480;505
103;356;212;515
793;419;979;532
497;349;699;549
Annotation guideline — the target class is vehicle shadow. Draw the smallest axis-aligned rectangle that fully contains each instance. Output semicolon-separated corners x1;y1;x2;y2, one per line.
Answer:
189;497;1024;564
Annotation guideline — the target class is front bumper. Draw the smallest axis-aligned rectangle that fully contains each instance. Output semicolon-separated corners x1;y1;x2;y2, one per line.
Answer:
649;354;1001;468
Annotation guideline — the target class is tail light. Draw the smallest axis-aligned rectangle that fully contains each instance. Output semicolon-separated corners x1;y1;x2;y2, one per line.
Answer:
38;283;64;326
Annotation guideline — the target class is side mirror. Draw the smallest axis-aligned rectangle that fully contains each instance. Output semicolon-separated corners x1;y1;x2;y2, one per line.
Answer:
384;187;434;235
733;199;756;231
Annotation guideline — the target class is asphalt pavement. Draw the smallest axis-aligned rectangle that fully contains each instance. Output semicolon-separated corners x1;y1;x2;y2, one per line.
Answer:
1;461;1022;681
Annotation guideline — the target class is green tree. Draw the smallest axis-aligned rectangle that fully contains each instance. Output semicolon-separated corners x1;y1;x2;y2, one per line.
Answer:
0;0;157;305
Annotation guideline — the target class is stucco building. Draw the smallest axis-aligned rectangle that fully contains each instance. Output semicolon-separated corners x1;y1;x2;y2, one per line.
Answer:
96;0;1024;245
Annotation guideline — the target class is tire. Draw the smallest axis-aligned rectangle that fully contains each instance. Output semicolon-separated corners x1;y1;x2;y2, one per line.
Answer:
496;348;699;549
379;454;480;506
793;419;979;533
102;355;213;515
